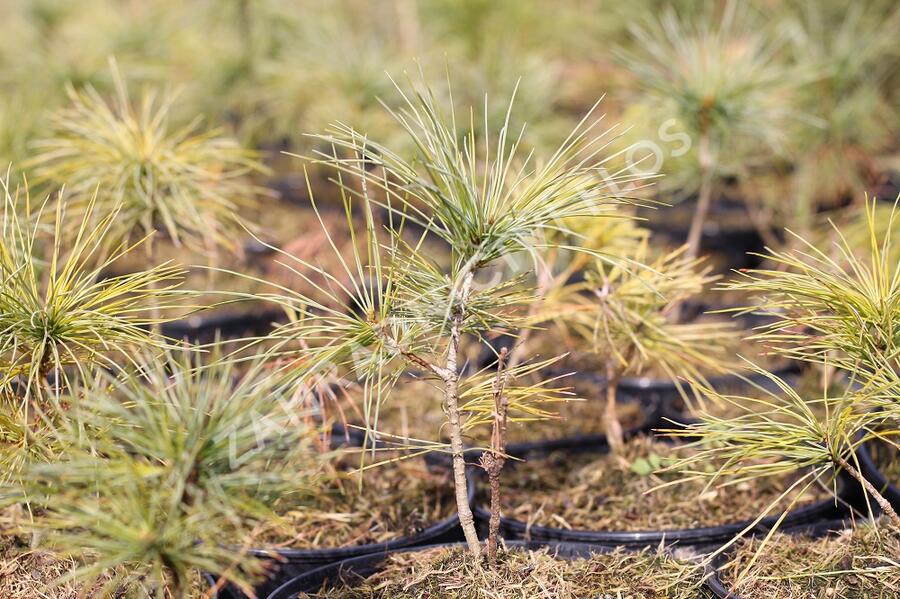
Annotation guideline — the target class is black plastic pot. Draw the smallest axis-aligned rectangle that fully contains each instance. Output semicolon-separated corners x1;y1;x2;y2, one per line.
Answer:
478;306;803;421
504;383;663;457
474;436;853;550
264;540;616;598
856;440;900;512
161;309;286;344
208;463;479;599
640;196;777;271
705;519;855;599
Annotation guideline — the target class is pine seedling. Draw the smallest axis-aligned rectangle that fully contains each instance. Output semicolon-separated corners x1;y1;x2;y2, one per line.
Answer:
27;59;266;257
23;348;324;598
782;3;900;224
538;232;736;453
726;199;899;388
616;1;800;260
253;75;639;558
666;200;900;538
0;171;184;402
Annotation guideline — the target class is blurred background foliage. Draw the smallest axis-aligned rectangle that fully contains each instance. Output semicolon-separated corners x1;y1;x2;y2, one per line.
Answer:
0;0;896;231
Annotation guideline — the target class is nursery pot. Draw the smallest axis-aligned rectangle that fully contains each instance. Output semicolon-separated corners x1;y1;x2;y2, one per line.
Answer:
207;462;479;599
161;308;286;344
856;440;900;512
704;519;856;599
640;196;775;270
473;436;853;550
263;540;616;599
479;307;802;421
503;384;663;457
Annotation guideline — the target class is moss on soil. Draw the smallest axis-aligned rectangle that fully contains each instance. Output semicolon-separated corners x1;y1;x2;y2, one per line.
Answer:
260;451;456;549
497;435;831;532
298;544;709;598
720;519;900;599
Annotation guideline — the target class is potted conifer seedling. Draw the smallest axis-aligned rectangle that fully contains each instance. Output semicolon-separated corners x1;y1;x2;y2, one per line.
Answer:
0;170;185;473
230;77;717;597
467;229;845;550
11;349;325;599
616;2;800;264
667;200;899;597
27;60;273;341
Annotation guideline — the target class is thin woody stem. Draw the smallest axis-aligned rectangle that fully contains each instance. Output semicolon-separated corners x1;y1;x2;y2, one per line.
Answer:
604;358;625;456
685;131;715;262
483;346;510;567
445;269;481;556
834;454;900;529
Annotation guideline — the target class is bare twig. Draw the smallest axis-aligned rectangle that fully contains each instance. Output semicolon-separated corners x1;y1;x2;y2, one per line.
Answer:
835;454;900;529
480;346;510;568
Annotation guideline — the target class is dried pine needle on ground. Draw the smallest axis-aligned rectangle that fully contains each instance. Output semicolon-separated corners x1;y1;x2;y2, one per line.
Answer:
719;518;900;599
0;528;203;599
498;435;832;532
259;452;456;549
299;544;708;598
0;535;93;599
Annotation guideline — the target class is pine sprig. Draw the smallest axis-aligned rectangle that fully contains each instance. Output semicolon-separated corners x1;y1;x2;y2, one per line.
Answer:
27;59;267;254
0;172;185;396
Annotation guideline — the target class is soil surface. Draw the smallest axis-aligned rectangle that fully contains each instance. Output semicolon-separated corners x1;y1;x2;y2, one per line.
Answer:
298;544;707;598
260;451;456;549
495;435;832;532
720;519;899;599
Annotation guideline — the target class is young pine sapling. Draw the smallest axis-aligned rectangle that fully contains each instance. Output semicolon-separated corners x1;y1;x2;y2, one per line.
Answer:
0;171;184;406
539;228;735;454
27;60;267;261
23;348;323;598
668;200;900;533
782;3;900;228
255;77;638;558
617;2;799;260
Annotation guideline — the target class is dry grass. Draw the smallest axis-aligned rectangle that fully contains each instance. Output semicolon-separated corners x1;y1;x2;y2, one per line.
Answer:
0;537;204;599
498;435;831;532
0;508;113;599
300;544;708;598
0;536;91;599
259;452;455;549
720;519;900;598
